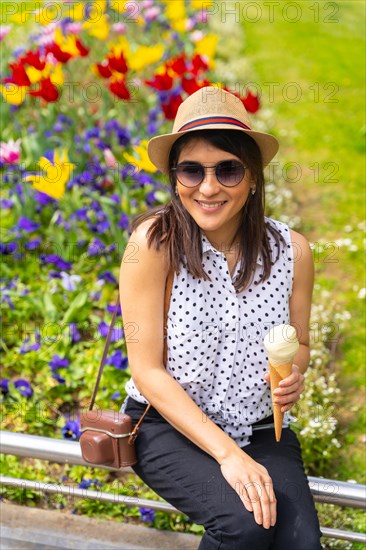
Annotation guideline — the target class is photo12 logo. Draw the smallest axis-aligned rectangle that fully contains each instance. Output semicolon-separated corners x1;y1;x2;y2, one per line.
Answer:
202;2;340;24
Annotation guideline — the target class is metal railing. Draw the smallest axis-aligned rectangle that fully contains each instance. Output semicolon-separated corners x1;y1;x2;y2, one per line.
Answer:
1;431;365;543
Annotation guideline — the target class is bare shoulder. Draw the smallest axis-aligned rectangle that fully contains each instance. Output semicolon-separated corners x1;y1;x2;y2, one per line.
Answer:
289;229;314;279
120;217;169;290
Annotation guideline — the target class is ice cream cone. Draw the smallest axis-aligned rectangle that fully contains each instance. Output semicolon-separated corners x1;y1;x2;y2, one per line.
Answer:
263;324;299;443
269;361;293;442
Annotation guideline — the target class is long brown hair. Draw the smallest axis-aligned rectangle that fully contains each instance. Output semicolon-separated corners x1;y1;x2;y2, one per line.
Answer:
132;130;284;292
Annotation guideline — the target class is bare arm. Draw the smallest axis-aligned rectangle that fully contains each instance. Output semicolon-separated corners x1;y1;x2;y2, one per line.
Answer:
120;220;276;529
266;230;314;412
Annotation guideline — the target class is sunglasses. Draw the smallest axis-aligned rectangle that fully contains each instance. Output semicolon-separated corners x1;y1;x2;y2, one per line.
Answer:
171;160;246;188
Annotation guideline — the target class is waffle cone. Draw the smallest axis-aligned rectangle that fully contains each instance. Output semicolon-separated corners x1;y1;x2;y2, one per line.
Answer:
269;361;293;442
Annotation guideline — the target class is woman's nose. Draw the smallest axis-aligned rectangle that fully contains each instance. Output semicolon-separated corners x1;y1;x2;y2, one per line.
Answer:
199;168;221;195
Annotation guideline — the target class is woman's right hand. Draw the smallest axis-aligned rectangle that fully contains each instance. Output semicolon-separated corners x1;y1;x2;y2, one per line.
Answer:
219;451;277;529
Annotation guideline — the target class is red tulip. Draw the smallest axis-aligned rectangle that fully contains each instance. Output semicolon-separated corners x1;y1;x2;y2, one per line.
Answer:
182;77;212;95
46;43;72;63
29;77;59;102
21;50;46;71
145;72;173;91
191;54;209;75
95;61;112;78
242;91;260;113
109;78;131;100
167;53;186;76
107;52;128;74
75;39;89;57
181;76;201;95
161;94;183;120
4;61;31;86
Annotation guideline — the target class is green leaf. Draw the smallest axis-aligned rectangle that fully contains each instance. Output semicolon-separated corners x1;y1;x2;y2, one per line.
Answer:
61;292;88;324
43;294;57;322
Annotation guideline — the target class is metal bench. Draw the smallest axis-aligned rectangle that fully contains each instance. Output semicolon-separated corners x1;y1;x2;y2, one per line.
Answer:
1;431;365;544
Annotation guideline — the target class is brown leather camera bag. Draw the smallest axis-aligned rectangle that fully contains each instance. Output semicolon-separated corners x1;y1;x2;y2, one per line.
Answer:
79;271;174;468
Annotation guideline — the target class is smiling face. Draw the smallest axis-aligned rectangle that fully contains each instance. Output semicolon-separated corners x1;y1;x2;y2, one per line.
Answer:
175;138;253;250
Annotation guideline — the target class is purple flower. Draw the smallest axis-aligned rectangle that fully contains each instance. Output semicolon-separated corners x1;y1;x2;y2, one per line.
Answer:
20;336;41;354
52;372;66;384
98;271;117;285
69;322;81;343
53;122;64;133
14;379;33;398
71;207;89;221
83;143;92;154
0;379;9;395
111;391;121;400
49;355;69;383
106;302;121;315
57;114;73;125
139;507;156;524
117;213;129;230
49;354;69;369
84;128;100;140
62;419;80;440
48;270;62;279
0;242;18;255
145;191;157;206
87;238;105;257
106;349;128;370
40;254;72;270
24;238;41;250
17;216;40;232
34;190;55;207
0;198;14;209
116;128;131;147
1;294;15;309
78;478;101;489
110;194;120;204
98;321;123;342
95;219;110;234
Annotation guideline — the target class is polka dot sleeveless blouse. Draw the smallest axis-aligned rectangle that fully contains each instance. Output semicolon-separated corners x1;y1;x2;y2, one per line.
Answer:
125;218;294;446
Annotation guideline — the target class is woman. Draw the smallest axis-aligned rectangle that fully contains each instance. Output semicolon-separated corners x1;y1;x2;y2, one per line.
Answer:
119;87;322;549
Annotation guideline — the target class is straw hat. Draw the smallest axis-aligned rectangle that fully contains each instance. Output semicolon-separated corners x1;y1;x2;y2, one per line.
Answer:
148;86;279;175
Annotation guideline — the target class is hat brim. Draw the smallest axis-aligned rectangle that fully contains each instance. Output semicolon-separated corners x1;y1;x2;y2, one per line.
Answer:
147;126;279;176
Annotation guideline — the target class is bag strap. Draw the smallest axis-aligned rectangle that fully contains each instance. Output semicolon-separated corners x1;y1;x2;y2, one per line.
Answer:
88;270;175;441
128;268;174;444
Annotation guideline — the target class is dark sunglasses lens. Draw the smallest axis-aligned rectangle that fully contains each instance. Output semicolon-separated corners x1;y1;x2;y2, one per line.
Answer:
176;163;204;186
216;161;245;186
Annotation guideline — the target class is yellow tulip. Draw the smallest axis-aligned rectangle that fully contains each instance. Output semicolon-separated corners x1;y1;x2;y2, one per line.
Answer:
195;34;218;66
50;64;64;87
110;1;128;13
89;0;107;18
83;14;110;40
191;0;213;8
54;29;81;56
35;5;59;25
0;84;27;106
68;2;85;21
108;39;129;58
165;0;185;20
24;149;76;200
127;44;164;72
25;66;44;85
124;142;156;174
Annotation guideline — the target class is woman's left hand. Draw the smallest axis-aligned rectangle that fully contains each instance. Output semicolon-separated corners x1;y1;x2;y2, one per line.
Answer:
264;365;305;413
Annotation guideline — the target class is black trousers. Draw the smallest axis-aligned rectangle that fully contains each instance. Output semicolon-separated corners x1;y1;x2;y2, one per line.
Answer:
125;397;323;549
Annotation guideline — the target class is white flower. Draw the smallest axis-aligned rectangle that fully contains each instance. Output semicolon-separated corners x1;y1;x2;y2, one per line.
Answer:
358;288;366;299
60;272;82;292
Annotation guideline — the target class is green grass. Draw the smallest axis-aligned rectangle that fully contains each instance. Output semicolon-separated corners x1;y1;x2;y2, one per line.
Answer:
243;0;365;482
